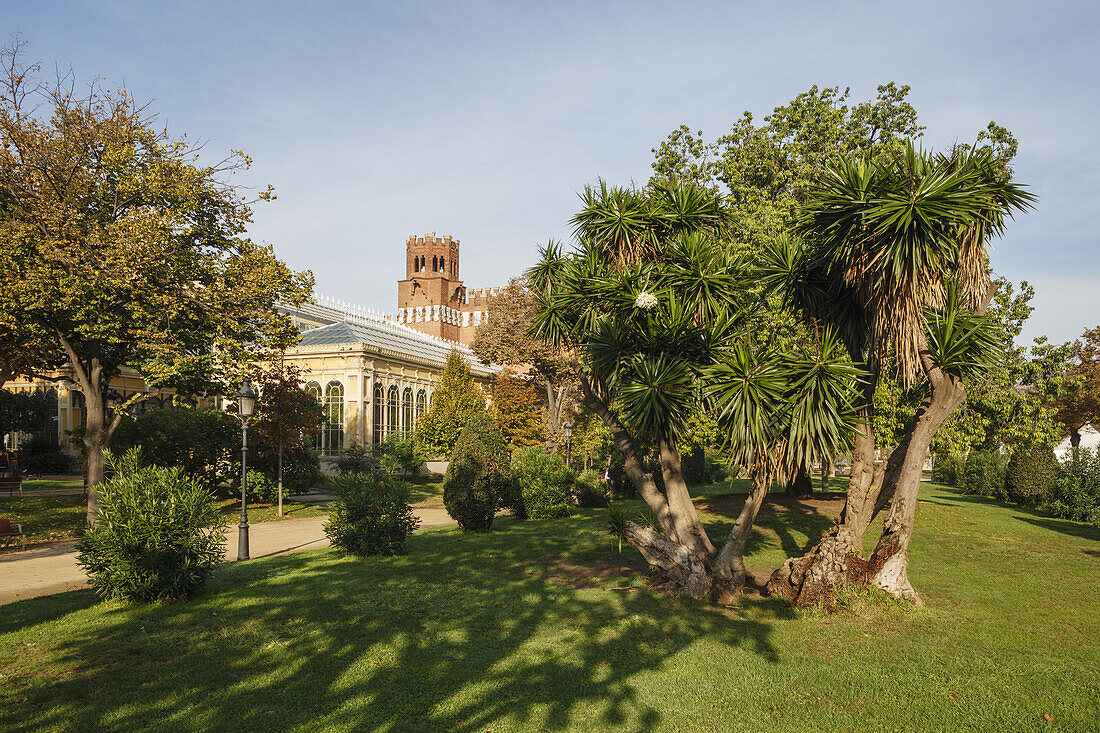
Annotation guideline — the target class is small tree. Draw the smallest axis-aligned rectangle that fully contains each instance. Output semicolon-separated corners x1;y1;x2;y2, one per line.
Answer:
0;388;49;448
491;370;546;449
0;43;313;522
252;354;324;515
443;413;511;532
415;350;486;457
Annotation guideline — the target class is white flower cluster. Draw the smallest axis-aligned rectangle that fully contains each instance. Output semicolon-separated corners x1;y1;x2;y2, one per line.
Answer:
635;292;659;311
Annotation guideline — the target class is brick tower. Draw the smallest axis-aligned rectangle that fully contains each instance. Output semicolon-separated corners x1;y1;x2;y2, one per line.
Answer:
396;233;498;344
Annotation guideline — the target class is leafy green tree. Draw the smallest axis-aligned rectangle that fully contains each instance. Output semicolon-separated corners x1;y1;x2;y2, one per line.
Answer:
0;44;313;521
0;388;49;447
1054;326;1100;447
530;179;858;600
442;413;512;532
111;407;238;488
251;353;324;515
415;350;486;456
490;370;546;450
772;142;1033;604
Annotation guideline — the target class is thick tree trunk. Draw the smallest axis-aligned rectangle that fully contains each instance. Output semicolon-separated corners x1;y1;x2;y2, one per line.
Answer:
868;363;966;604
623;522;713;599
657;436;714;559
713;473;770;601
768;373;884;605
819;458;835;493
787;467;814;498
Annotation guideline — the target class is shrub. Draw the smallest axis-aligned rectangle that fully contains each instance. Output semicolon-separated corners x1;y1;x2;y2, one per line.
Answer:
19;435;75;475
1048;448;1100;524
959;450;1006;498
574;468;608;508
249;443;323;494
324;472;420;555
377;433;428;477
76;448;226;602
111;407;237;487
1004;444;1060;506
443;414;512;532
511;447;574;519
336;442;381;475
605;502;629;553
932;454;964;486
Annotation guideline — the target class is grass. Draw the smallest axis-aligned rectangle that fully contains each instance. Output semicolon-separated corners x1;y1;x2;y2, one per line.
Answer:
0;494;329;547
1;482;1098;731
407;474;445;504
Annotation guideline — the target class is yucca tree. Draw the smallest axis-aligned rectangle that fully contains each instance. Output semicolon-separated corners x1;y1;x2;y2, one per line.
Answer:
530;179;859;600
767;142;1032;603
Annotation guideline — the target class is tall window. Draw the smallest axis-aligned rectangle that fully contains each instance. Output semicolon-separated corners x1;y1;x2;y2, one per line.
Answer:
305;381;322;452
387;385;399;439
323;380;344;456
416;389;427;421
373;382;384;446
403;387;413;436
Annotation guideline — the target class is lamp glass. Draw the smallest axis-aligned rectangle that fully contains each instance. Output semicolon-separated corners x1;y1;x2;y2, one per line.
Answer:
563;421;573;439
237;380;257;418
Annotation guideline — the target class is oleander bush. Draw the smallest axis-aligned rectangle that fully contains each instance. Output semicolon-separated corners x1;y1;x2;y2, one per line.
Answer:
76;448;226;602
324;472;420;556
511;447;574;519
574;468;609;508
443;414;512;532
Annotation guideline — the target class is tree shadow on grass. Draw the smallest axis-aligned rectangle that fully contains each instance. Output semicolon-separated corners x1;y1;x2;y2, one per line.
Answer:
695;492;839;560
1;518;790;732
1015;516;1100;543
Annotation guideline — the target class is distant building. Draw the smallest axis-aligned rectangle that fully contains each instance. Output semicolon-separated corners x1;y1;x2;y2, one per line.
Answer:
395;232;502;345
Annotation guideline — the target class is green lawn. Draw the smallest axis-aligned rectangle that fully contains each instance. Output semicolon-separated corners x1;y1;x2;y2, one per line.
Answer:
407;474;445;504
1;483;1098;731
0;495;328;546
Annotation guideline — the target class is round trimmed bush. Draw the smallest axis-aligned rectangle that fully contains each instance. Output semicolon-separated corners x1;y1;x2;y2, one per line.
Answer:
76;448;226;602
323;472;420;555
443;413;512;532
1004;444;1060;506
511;447;574;519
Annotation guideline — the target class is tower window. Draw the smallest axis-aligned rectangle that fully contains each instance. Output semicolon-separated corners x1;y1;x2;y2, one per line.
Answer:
440;257;445;273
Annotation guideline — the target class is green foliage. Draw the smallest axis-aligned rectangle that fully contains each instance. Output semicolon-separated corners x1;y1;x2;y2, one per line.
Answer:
0;388;49;442
247;445;322;494
511;447;575;520
932;454;964;486
1049;449;1100;524
681;448;728;486
19;434;75;475
323;472;420;556
1004;444;1060;506
959;450;1007;498
415;351;486;457
250;356;325;493
442;413;512;532
490;371;546;449
377;433;428;477
111;408;238;488
574;469;608;508
605;502;629;553
336;442;380;475
76;448;226;602
243;469;278;505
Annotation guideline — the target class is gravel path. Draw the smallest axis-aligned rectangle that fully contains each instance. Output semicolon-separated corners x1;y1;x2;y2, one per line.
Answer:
0;504;455;605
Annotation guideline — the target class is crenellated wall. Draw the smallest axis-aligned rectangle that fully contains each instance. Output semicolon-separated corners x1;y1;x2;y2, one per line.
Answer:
396;233;501;345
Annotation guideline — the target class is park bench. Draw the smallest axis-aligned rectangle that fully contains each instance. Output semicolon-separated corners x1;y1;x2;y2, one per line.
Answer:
0;476;22;497
0;518;25;551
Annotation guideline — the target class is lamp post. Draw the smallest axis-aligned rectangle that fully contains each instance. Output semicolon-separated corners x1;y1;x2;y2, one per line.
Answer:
236;379;257;561
563;421;573;470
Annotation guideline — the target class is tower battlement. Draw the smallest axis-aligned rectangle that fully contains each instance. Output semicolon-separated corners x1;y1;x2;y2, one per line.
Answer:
397;232;500;345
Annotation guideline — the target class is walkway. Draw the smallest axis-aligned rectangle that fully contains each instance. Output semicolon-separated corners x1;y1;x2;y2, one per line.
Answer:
0;504;454;605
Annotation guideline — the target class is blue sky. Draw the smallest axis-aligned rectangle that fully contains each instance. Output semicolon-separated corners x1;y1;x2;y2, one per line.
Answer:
5;1;1098;344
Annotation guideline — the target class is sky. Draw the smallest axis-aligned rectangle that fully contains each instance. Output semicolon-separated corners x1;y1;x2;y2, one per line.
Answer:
4;1;1098;345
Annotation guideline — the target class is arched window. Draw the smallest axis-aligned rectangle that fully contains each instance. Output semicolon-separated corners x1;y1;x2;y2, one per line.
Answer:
432;255;438;271
439;257;445;273
403;387;413;436
306;381;321;401
387;384;399;439
373;382;384;446
416;389;427;420
323;380;344;456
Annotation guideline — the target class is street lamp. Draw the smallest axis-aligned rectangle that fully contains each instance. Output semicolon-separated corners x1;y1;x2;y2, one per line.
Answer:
236;379;257;561
563;421;573;469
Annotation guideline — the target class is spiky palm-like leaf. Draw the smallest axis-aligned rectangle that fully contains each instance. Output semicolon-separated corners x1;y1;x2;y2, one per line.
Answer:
924;282;1003;381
